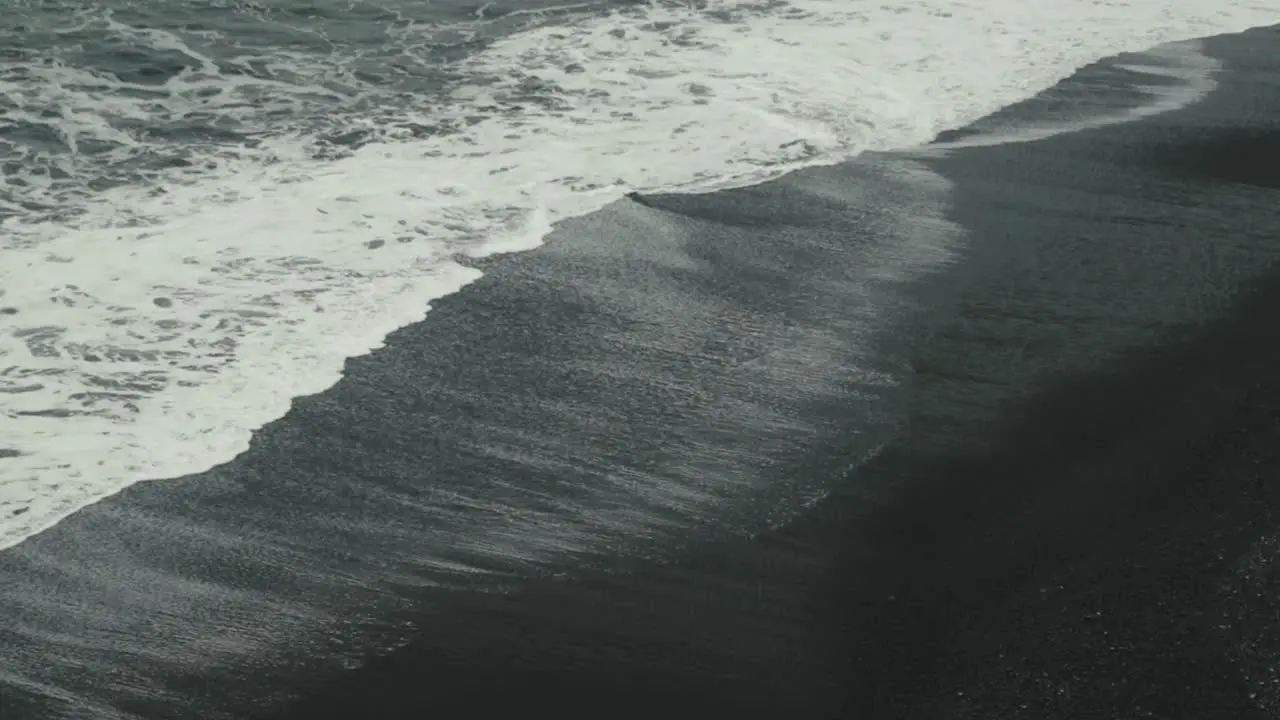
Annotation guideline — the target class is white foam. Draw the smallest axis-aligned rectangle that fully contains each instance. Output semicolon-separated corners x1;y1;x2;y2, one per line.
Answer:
2;0;1278;550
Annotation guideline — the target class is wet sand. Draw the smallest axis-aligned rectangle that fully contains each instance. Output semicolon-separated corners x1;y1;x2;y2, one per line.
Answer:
2;24;1279;720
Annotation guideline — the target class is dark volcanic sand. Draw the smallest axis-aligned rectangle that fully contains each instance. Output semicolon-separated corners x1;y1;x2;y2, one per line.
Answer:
3;25;1280;720
261;26;1280;720
820;27;1280;719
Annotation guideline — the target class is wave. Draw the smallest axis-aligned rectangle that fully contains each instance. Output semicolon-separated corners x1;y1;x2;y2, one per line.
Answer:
915;39;1222;153
1;0;1277;552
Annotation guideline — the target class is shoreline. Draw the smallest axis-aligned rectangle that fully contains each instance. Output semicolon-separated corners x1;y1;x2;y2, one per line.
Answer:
823;25;1280;716
259;23;1280;720
3;23;1280;720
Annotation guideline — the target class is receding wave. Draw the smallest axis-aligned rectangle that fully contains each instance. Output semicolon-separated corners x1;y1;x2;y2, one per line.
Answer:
1;3;1278;718
2;0;1274;553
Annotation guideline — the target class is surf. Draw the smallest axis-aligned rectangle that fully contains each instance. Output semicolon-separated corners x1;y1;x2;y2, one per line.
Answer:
1;0;1277;555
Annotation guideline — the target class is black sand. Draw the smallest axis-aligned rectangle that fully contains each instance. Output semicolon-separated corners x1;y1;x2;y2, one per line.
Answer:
262;25;1280;720
2;24;1280;720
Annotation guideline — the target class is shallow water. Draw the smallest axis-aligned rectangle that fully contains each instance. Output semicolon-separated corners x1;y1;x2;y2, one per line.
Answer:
4;7;1280;720
2;0;1275;552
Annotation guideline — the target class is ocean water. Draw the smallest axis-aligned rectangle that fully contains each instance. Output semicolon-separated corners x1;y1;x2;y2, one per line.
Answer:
3;1;1280;719
1;0;1276;549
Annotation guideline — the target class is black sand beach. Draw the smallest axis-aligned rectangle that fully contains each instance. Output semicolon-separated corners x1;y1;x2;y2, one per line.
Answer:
256;242;1280;718
3;23;1280;720
264;25;1280;720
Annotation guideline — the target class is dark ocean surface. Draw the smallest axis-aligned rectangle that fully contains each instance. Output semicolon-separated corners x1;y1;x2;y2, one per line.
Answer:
3;8;1280;720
